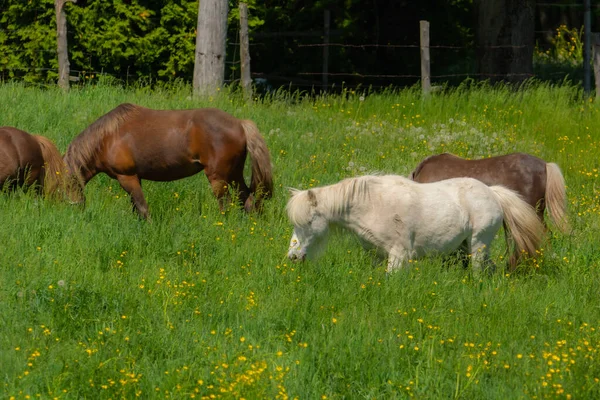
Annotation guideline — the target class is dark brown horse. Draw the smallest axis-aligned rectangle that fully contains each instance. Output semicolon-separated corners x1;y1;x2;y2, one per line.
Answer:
63;104;273;219
409;152;569;233
0;126;65;196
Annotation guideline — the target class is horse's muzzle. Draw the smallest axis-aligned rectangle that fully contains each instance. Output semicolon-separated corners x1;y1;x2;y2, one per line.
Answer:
287;252;306;262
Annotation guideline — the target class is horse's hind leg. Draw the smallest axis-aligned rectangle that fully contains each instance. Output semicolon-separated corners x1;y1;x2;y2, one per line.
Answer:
205;164;250;212
17;165;41;193
444;242;470;269
116;174;150;220
469;239;496;276
28;167;44;196
207;177;230;211
537;200;550;234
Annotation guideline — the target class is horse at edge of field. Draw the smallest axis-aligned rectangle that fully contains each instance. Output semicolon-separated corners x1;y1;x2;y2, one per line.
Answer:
63;103;273;219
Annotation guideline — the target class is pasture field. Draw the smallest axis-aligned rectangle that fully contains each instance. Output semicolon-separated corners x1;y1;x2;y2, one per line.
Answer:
1;81;600;399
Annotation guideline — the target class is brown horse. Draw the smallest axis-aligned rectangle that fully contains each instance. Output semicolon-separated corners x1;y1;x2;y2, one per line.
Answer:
63;104;273;219
0;126;65;196
409;152;569;234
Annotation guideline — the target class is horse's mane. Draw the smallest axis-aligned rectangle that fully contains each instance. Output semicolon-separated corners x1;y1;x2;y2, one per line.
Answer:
64;103;141;174
287;175;378;226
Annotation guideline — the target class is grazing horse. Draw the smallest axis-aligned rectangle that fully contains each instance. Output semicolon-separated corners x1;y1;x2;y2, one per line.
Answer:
286;175;544;274
409;152;569;233
0;126;65;196
63;103;273;219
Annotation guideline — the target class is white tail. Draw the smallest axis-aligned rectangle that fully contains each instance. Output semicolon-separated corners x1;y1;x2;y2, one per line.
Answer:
545;162;569;233
490;185;545;269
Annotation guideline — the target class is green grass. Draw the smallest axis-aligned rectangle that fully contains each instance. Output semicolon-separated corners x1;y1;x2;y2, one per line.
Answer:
1;81;600;399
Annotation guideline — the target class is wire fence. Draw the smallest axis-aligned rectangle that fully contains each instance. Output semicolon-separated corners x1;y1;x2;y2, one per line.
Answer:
0;44;579;92
247;40;565;91
0;20;587;92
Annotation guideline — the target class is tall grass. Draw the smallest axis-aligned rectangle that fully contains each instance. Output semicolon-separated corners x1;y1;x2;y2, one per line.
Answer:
1;81;600;399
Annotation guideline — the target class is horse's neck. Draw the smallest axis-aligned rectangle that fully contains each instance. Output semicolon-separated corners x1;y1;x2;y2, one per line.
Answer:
81;166;98;184
319;188;362;231
66;154;98;184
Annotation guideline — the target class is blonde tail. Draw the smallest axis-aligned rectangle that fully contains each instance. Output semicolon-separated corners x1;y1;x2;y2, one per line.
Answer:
545;162;570;233
490;185;545;269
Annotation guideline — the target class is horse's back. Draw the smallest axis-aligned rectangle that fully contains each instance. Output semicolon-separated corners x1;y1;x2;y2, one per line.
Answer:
424;177;505;232
118;106;246;151
381;176;499;256
411;152;547;209
90;106;249;181
419;176;501;210
189;108;248;152
383;175;481;228
82;104;245;147
413;152;543;181
0;126;43;160
410;153;461;182
0;127;44;186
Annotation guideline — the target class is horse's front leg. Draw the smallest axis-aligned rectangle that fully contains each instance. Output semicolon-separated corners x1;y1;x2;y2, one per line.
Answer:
386;248;407;274
116;174;150;220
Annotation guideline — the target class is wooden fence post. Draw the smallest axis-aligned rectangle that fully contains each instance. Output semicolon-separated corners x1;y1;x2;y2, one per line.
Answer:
420;20;431;95
322;10;330;92
239;3;252;101
584;0;591;96
593;33;600;99
55;0;77;91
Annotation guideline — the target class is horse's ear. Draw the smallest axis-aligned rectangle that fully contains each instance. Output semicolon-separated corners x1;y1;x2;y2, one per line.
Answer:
287;187;299;197
307;189;318;208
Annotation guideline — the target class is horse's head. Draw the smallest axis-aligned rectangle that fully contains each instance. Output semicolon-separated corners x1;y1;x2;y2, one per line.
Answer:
62;177;84;206
287;231;306;261
286;189;329;262
61;161;86;205
60;147;89;205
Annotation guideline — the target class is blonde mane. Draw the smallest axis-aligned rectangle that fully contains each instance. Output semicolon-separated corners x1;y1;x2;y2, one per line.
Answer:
63;103;141;176
287;175;376;226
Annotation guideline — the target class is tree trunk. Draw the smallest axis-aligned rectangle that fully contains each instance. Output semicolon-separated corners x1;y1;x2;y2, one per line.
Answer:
193;0;229;96
55;0;76;91
476;0;535;84
239;3;252;101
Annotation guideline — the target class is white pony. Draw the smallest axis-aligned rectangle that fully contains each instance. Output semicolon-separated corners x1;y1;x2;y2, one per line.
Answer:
286;175;544;274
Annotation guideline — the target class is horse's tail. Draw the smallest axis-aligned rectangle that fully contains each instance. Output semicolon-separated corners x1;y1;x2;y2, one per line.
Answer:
241;119;273;208
545;162;570;233
33;135;66;197
490;185;545;269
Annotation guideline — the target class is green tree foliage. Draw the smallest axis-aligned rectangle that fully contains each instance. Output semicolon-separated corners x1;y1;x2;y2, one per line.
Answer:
0;0;57;82
156;1;198;79
0;0;265;84
67;1;164;80
0;0;476;87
